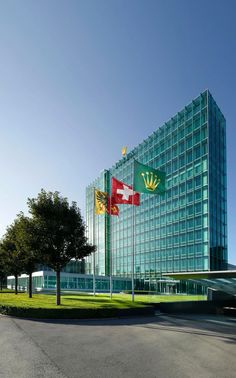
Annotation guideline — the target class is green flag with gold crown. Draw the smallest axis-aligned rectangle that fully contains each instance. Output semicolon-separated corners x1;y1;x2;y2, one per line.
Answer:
133;160;166;195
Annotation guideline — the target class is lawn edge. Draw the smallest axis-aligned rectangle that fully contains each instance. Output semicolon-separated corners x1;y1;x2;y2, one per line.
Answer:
0;304;155;319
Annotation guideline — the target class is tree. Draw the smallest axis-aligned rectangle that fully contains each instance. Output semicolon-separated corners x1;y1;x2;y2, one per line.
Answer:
0;250;8;290
11;214;41;298
28;190;96;305
0;225;25;295
0;214;40;297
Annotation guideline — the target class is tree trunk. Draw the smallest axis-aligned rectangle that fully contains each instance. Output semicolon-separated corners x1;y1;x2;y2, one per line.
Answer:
56;269;61;305
29;272;32;298
15;275;18;295
0;279;3;291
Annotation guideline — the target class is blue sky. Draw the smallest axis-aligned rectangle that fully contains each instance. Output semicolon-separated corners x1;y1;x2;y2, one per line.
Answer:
0;0;236;264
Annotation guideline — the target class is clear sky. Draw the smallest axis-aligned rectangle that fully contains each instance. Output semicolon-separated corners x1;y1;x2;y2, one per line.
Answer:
0;0;236;264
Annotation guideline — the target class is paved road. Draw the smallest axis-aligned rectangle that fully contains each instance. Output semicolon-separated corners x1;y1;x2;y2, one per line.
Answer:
0;313;236;378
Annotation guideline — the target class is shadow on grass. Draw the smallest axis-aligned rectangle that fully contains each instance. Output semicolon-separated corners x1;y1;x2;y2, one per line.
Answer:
63;297;111;303
63;297;135;304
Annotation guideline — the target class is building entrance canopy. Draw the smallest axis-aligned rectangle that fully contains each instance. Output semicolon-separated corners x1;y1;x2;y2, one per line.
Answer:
163;270;236;296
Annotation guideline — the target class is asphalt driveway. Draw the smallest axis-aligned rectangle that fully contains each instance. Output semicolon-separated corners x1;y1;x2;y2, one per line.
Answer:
0;313;236;378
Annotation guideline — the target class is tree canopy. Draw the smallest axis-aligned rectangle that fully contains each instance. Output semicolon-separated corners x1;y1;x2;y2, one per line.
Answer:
0;220;25;294
27;190;96;304
1;190;95;303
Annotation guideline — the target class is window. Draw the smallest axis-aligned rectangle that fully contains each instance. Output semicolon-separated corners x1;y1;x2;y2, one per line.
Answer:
186;150;192;164
194;176;201;188
179;171;186;181
166;149;171;161
195;216;202;227
195;230;202;241
172;145;178;158
172;186;179;197
203;188;208;199
186;136;192;149
194;145;201;160
201;109;207;123
203;201;208;214
179;196;185;206
195;203;201;214
193;130;201;144
179;183;185;194
193;115;200;129
187;205;194;216
185;105;192;120
187;167;193;178
179;127;185;140
186;121;193;135
203;230;208;242
193;99;200;114
179;208;186;218
187;179;193;191
179;154;185;168
203;215;208;227
173;159;178;172
195;189;201;201
179;141;185;153
172;199;178;209
187;219;194;229
187;192;193;204
188;232;194;242
166;201;172;211
202;174;207;185
202;125;207;140
202;158;208;172
202;141;208;155
166;163;171;174
179;221;186;231
173;132;178;144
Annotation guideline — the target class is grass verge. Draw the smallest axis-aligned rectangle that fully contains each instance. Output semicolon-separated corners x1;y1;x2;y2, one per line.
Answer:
0;292;206;319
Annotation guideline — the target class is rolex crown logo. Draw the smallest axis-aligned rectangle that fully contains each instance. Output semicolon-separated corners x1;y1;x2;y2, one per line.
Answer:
141;171;161;191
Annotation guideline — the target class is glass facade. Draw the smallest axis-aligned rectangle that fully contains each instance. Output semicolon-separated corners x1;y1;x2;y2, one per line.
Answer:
7;271;132;292
86;90;227;281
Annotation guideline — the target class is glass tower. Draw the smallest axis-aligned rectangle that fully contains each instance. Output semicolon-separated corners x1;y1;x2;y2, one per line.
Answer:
85;90;227;281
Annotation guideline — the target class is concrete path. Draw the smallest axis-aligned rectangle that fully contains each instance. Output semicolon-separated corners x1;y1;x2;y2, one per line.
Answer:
0;313;236;378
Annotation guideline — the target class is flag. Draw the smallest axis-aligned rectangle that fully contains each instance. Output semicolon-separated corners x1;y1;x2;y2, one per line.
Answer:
95;189;119;216
108;197;119;216
112;177;140;206
122;146;127;157
95;190;108;215
133;160;166;195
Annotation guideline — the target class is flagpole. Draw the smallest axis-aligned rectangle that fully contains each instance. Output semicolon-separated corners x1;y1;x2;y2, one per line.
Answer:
110;177;113;299
131;159;135;302
98;205;99;290
110;208;113;299
93;187;96;296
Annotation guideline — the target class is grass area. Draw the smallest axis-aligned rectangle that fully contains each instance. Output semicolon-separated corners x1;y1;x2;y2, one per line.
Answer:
0;292;206;318
0;288;15;293
126;293;207;303
0;292;149;318
0;292;206;309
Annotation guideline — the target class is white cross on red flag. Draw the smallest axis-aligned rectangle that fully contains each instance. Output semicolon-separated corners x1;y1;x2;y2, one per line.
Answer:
111;177;140;206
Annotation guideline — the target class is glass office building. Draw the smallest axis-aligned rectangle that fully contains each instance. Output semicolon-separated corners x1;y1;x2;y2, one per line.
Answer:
7;271;132;292
86;90;227;283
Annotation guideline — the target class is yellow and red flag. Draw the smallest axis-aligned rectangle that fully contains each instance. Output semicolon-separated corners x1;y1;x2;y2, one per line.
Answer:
95;190;108;215
108;197;119;216
95;189;119;216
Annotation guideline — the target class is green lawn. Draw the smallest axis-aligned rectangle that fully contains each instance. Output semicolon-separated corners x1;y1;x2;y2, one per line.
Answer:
0;292;206;309
124;293;206;303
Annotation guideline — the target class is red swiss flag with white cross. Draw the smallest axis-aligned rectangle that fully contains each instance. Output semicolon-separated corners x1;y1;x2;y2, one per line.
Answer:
111;177;140;206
